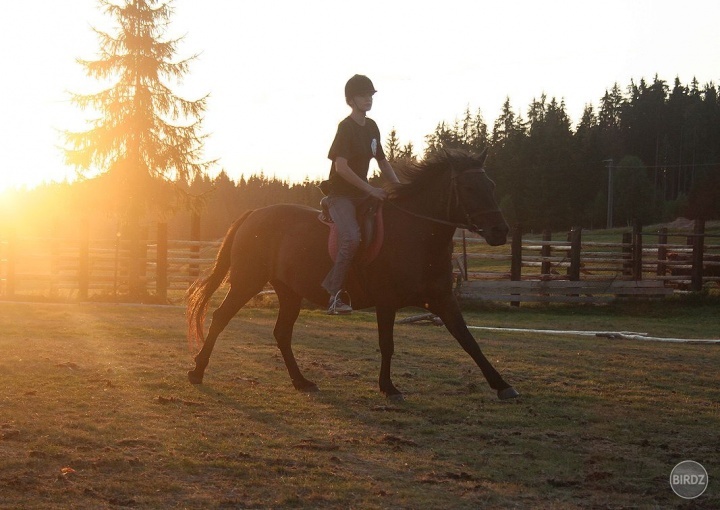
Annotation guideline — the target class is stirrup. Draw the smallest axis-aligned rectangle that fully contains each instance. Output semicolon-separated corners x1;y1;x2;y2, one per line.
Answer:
328;290;352;315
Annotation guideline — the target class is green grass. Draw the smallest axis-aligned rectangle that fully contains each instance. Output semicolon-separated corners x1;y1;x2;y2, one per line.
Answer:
0;301;718;509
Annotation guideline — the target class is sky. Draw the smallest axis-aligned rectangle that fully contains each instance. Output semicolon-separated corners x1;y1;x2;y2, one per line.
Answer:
1;0;719;191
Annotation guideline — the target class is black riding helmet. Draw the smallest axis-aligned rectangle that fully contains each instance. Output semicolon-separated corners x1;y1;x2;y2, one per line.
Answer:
345;74;377;99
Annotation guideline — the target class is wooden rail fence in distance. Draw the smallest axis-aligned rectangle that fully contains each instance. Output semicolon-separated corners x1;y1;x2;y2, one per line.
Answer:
1;219;717;304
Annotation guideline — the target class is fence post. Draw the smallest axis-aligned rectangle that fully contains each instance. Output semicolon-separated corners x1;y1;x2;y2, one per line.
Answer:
622;232;632;278
127;224;141;300
657;227;668;276
78;221;90;300
462;230;468;282
510;224;522;281
568;227;581;281
113;230;121;299
140;227;148;298
541;230;552;276
510;224;522;307
632;220;643;281
690;217;705;292
156;222;168;303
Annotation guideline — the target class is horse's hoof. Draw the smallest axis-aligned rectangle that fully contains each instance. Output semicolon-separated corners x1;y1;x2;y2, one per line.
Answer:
497;387;520;400
187;370;204;385
387;393;405;402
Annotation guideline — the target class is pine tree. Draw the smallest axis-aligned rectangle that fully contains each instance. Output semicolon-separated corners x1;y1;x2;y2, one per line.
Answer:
490;98;528;227
63;0;212;297
64;0;212;217
399;142;416;162
424;121;456;156
597;83;624;160
385;128;402;163
466;107;489;151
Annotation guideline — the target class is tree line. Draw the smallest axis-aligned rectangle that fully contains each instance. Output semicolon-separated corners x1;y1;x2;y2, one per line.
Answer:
4;74;719;242
417;76;720;231
182;72;720;238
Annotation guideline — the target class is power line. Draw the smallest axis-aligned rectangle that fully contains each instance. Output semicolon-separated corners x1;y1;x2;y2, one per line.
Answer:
612;162;720;169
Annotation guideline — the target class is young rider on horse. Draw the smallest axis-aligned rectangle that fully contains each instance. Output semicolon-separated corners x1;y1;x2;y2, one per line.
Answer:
321;74;400;315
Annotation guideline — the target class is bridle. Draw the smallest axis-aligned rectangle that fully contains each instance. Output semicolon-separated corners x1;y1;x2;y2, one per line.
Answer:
387;167;502;234
448;168;503;232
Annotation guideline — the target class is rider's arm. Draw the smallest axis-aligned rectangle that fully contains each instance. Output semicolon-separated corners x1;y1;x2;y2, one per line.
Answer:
377;158;400;184
335;157;387;199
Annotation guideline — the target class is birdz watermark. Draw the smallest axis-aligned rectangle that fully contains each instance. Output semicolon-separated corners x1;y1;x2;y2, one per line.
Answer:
670;460;708;499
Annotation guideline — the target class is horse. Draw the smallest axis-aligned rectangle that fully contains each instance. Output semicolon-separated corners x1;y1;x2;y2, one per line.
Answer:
186;148;519;400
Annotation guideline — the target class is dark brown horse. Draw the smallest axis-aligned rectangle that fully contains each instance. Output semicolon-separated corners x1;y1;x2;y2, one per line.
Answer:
186;148;519;400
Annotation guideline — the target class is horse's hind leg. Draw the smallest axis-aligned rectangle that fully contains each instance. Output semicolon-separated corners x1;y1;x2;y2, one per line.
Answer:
272;281;318;392
188;284;257;384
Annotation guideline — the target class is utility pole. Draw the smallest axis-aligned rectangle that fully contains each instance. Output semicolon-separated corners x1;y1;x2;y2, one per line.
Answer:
604;159;614;229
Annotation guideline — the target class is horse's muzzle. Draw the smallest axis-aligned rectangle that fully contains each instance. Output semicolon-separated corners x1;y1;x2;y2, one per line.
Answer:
483;224;509;246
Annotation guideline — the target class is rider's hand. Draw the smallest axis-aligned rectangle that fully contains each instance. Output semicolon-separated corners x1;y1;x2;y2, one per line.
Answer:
368;187;388;201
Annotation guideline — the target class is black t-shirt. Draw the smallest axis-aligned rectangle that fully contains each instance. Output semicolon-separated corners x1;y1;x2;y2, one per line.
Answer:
326;116;386;197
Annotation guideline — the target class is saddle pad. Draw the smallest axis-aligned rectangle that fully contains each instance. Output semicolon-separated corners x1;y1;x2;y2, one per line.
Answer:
321;203;384;265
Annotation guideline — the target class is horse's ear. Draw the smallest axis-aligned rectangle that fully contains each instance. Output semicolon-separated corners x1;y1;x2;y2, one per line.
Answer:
478;147;488;167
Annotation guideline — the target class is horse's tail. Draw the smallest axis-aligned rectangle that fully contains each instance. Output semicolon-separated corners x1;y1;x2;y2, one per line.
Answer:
185;210;254;352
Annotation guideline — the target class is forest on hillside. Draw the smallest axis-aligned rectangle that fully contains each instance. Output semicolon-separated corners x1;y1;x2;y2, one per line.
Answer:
2;75;719;241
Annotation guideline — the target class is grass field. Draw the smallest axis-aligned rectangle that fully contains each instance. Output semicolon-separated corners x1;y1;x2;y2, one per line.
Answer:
0;299;718;509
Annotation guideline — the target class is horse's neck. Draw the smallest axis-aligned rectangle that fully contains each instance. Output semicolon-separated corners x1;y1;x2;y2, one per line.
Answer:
391;175;458;242
396;173;452;221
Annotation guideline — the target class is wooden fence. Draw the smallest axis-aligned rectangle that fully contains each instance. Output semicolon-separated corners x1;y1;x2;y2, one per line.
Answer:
0;223;220;303
455;218;719;304
1;219;718;304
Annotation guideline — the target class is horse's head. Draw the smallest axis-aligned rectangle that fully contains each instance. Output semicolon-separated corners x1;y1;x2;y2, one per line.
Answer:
447;148;509;246
389;148;509;245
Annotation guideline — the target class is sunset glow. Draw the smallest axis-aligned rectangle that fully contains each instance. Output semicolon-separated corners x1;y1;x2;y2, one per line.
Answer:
1;0;719;194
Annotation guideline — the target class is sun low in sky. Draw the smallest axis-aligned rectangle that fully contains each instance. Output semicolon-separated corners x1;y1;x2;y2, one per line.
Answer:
1;0;719;194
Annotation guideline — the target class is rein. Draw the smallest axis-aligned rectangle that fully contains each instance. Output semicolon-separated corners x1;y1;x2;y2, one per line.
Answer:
386;168;500;233
386;200;480;231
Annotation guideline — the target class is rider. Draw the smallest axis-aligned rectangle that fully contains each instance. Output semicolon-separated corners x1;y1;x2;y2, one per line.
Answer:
321;74;400;315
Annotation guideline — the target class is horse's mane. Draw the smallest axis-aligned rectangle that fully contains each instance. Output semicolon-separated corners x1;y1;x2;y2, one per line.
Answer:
387;148;487;199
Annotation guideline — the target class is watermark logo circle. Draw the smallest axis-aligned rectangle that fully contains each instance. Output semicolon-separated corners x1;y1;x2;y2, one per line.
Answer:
670;460;708;499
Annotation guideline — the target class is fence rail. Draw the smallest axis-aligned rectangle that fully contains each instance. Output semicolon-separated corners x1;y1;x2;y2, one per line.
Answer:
1;219;717;304
456;280;673;304
0;224;222;301
454;218;718;304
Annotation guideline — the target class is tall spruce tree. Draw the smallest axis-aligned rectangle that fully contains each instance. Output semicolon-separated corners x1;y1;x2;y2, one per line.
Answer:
385;128;402;163
63;0;212;297
64;0;211;217
491;98;528;227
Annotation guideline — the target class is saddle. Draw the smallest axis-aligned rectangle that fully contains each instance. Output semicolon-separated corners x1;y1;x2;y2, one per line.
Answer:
318;197;384;265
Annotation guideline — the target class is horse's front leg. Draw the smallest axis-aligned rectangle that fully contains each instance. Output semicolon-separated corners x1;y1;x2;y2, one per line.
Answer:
376;306;403;400
429;297;519;400
273;283;318;393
